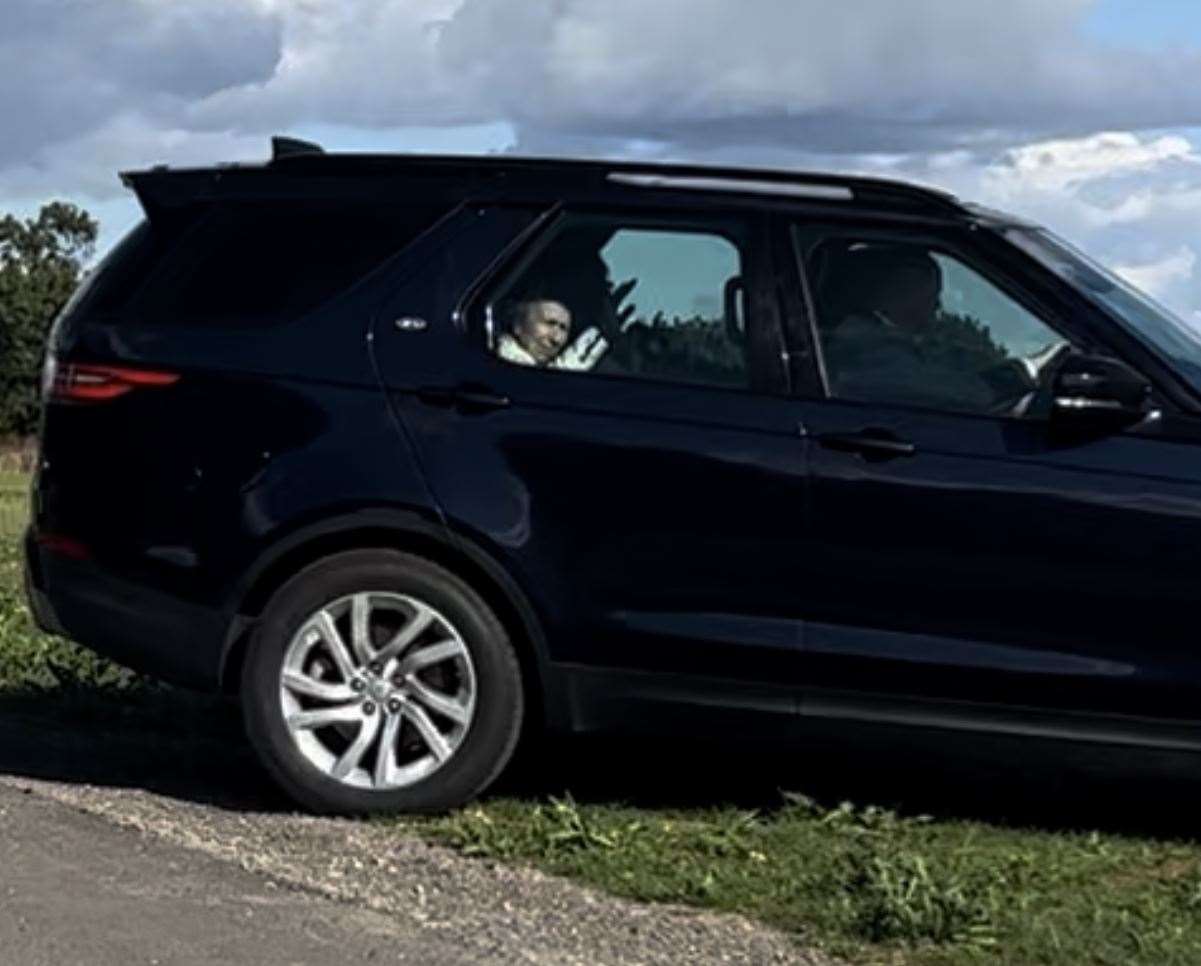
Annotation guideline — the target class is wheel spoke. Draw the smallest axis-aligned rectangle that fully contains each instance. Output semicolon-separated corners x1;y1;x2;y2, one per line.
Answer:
406;677;470;726
332;713;382;781
311;610;357;679
397;639;465;677
373;712;402;788
282;670;355;703
403;703;452;761
280;591;478;793
287;704;362;731
350;593;374;665
373;603;436;667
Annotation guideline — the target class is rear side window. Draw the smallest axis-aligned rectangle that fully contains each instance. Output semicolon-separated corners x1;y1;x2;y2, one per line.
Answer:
484;214;761;391
84;201;448;328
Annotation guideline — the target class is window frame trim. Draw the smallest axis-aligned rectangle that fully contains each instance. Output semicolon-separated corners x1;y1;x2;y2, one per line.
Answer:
457;204;792;398
783;220;1149;417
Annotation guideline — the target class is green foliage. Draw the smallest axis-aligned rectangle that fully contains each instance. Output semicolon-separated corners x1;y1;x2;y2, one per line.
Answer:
923;310;1013;372
0;534;140;693
604;314;747;387
600;274;747;387
407;789;1201;965
0;202;98;436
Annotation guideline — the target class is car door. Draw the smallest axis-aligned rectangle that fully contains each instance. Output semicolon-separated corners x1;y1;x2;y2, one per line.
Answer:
780;217;1201;727
372;204;813;723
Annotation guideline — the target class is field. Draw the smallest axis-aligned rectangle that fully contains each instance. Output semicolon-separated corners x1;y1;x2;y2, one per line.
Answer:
4;475;1201;964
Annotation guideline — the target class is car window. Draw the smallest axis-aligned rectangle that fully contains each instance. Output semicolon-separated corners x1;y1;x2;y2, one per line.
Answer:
805;237;1072;416
486;215;756;391
103;201;448;328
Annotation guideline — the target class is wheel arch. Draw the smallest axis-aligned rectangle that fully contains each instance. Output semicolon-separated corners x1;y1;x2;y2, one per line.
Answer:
219;508;561;731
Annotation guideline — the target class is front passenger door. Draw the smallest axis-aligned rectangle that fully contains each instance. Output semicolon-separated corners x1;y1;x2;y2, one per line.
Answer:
786;223;1201;723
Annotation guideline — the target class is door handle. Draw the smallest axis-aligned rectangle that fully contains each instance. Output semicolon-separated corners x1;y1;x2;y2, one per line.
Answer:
817;428;916;461
416;385;511;413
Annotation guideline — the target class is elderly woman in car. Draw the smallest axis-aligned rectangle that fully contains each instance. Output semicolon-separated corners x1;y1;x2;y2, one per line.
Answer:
497;297;609;371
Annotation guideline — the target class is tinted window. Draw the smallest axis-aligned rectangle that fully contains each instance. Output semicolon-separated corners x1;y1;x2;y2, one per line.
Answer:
806;236;1072;415
487;215;753;390
85;201;447;328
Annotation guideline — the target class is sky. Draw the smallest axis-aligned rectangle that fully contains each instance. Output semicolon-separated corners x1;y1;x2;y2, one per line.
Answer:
6;0;1201;323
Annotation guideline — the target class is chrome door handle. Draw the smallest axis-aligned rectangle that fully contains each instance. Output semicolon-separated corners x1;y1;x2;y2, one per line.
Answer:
416;385;511;413
817;429;916;461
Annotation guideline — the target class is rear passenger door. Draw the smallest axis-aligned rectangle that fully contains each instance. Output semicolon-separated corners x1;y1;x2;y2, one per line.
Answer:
372;205;814;710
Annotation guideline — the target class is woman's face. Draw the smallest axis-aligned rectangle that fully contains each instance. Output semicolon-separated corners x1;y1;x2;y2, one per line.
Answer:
515;300;572;363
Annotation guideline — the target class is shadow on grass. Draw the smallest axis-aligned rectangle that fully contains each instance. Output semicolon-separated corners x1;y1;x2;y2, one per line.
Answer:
497;723;1201;842
0;688;288;812
2;686;1200;840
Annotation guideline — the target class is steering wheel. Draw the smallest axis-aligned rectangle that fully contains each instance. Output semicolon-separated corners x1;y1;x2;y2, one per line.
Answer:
984;341;1072;417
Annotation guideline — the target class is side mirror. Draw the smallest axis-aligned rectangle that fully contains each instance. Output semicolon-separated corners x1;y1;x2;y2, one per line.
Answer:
1051;352;1152;426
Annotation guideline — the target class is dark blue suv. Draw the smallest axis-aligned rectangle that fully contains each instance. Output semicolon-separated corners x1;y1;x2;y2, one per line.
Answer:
24;136;1201;813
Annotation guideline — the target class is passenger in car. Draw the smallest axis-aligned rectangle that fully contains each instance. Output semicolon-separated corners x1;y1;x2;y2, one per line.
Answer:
497;297;609;371
820;249;1000;412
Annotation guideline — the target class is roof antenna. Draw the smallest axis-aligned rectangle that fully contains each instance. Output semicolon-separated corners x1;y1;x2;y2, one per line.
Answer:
271;136;325;161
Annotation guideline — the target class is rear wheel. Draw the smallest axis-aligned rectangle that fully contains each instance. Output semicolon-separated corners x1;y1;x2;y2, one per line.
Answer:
242;549;524;814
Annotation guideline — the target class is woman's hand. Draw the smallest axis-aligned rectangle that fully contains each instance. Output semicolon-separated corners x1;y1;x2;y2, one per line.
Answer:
553;327;609;371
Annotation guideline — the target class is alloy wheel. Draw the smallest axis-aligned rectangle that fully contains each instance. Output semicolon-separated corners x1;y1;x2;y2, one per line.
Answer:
279;592;477;790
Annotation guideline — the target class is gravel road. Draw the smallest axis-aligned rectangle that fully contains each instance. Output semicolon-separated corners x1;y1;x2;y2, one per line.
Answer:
0;704;835;965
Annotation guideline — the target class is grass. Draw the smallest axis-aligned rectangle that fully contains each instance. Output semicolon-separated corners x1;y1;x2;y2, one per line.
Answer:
4;472;1201;963
397;793;1201;964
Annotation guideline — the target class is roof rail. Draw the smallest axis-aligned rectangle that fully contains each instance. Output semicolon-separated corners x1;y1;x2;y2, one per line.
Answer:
607;167;961;215
607;172;854;201
271;136;325;161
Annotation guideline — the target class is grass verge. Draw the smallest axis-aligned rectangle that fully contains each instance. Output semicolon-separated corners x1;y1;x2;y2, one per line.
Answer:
401;793;1201;964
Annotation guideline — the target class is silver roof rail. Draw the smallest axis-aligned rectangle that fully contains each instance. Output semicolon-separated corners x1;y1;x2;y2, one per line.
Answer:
607;171;854;201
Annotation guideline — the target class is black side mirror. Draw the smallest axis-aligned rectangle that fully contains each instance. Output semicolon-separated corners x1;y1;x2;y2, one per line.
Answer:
1051;351;1152;426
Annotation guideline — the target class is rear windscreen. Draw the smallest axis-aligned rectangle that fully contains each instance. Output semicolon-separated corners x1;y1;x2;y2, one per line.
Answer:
79;200;450;328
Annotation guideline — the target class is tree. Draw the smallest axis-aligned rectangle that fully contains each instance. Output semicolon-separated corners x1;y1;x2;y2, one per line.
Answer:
0;202;98;436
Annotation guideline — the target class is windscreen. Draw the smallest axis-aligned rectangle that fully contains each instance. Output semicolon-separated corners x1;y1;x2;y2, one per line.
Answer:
1004;226;1201;394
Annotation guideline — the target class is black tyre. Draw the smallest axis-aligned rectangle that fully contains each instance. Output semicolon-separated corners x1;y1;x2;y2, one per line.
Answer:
242;549;524;814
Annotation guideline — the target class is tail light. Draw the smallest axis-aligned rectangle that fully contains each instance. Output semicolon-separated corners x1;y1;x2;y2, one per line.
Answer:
46;359;180;403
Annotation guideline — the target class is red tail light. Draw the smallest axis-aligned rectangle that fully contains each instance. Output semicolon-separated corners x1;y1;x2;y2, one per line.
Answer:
35;533;91;561
49;361;180;403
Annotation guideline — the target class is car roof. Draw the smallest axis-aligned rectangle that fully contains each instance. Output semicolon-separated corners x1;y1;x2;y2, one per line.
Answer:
121;135;989;222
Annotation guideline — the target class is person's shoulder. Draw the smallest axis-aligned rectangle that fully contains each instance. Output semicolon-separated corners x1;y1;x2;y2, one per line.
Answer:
496;333;534;365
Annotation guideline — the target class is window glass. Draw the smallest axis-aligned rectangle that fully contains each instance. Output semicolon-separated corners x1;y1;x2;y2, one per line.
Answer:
94;201;447;328
489;217;751;389
807;237;1071;415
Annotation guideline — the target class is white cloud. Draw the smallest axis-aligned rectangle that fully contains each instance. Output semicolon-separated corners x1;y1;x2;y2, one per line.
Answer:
1114;247;1197;301
983;132;1198;196
882;131;1201;319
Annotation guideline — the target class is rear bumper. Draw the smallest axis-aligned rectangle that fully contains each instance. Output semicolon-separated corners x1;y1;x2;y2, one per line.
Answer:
23;528;228;690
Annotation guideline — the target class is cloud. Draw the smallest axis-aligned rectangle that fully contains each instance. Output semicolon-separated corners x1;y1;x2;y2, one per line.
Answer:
883;131;1201;319
1;0;280;168
161;0;1201;157
11;0;1201;200
0;114;266;201
434;0;1201;155
1113;247;1197;300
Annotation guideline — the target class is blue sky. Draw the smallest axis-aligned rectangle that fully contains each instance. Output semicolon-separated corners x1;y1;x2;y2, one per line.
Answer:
1086;0;1201;47
5;1;1201;320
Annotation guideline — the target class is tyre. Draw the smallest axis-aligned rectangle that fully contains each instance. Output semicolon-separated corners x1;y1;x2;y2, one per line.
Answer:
242;549;524;814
